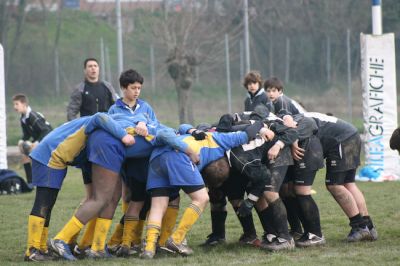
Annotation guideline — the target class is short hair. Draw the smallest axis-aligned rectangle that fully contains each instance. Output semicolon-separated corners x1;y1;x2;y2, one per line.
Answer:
201;157;230;188
390;128;400;151
264;77;284;92
83;58;99;68
12;94;28;104
119;69;144;88
243;71;263;89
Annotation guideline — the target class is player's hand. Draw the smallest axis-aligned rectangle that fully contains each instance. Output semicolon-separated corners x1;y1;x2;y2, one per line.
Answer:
291;140;305;161
268;143;281;161
191;130;207;140
237;199;255;217
283;115;297;128
185;147;200;165
135;122;148;137
122;134;135;146
260;127;275;141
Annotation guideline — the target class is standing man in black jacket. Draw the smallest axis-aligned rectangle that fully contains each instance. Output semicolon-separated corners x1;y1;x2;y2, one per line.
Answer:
12;94;52;187
67;58;118;121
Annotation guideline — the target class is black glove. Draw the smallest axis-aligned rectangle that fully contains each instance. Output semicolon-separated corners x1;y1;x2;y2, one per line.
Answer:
244;121;264;140
236;198;255;217
191;129;207;140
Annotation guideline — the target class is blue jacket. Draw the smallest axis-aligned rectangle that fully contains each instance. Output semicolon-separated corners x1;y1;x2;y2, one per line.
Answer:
108;98;157;122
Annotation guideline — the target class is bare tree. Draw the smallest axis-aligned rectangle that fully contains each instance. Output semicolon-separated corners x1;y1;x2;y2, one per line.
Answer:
153;0;243;124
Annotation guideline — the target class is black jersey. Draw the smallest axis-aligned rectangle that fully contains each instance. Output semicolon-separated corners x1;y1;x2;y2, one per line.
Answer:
80;81;114;117
20;109;52;142
244;88;271;112
272;94;305;117
302;112;358;150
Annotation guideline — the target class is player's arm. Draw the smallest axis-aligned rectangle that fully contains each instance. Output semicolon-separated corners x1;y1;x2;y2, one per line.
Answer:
84;113;137;145
67;87;82;121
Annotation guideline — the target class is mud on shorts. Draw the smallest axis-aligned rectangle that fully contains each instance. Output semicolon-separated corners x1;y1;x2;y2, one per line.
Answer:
325;134;361;185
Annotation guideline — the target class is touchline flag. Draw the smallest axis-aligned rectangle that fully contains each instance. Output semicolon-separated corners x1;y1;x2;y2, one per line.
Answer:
358;33;400;181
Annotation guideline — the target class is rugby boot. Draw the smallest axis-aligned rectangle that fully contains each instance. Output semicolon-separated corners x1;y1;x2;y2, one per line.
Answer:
347;226;370;242
295;233;326;247
48;238;77;261
166;237;194;256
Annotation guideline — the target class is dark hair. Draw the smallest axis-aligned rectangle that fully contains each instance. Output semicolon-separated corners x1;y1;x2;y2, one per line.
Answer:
83;58;99;68
243;71;262;89
201;157;230;188
264;77;284;92
12;93;28;104
390;128;400;151
119;69;144;88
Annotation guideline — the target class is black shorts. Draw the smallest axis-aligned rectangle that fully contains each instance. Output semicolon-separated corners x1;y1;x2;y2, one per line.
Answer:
325;134;361;174
285;165;318;186
325;169;356;185
265;165;288;192
81;163;92;185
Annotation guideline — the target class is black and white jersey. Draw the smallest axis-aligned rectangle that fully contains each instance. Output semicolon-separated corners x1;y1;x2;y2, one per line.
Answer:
302;112;358;150
244;88;271;112
272;94;306;117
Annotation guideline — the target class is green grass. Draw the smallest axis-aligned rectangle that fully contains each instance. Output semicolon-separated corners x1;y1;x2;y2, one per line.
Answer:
0;166;399;265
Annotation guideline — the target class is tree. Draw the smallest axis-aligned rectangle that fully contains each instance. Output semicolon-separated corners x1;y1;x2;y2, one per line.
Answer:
153;0;243;124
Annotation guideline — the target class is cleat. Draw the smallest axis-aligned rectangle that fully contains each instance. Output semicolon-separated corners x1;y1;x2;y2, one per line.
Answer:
156;245;177;257
295;233;326;247
368;226;378;241
115;245;130;257
86;248;113;259
107;244;120;255
72;244;89;259
262;237;295;251
24;247;53;262
129;244;142;255
165;237;194;256
261;233;277;247
347;226;370;242
238;233;261;247
48;239;77;261
200;233;226;246
290;231;304;241
140;250;155;259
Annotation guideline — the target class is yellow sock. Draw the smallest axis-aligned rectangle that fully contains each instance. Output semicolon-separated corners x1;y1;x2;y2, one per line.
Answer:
26;215;45;256
122;200;129;213
78;217;97;249
121;217;139;247
132;220;145;245
171;204;202;244
40;226;49;252
54;216;84;243
107;222;124;247
144;221;161;253
159;206;179;246
91;218;112;252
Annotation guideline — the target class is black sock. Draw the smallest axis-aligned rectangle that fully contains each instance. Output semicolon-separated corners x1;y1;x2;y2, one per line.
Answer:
211;210;227;238
296;194;322;237
282;196;303;234
233;207;256;236
269;198;291;240
363;215;374;230
349;213;367;228
23;163;32;184
256;208;277;235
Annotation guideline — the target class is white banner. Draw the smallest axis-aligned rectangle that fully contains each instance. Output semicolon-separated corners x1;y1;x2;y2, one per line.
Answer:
358;33;400;181
0;44;7;169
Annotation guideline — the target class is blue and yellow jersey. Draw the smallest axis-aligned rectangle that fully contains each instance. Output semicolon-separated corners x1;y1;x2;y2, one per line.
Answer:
30;113;146;169
150;131;249;171
108;98;157;122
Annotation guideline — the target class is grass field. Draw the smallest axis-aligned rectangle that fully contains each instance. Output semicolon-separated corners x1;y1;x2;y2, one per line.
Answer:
1;165;399;266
